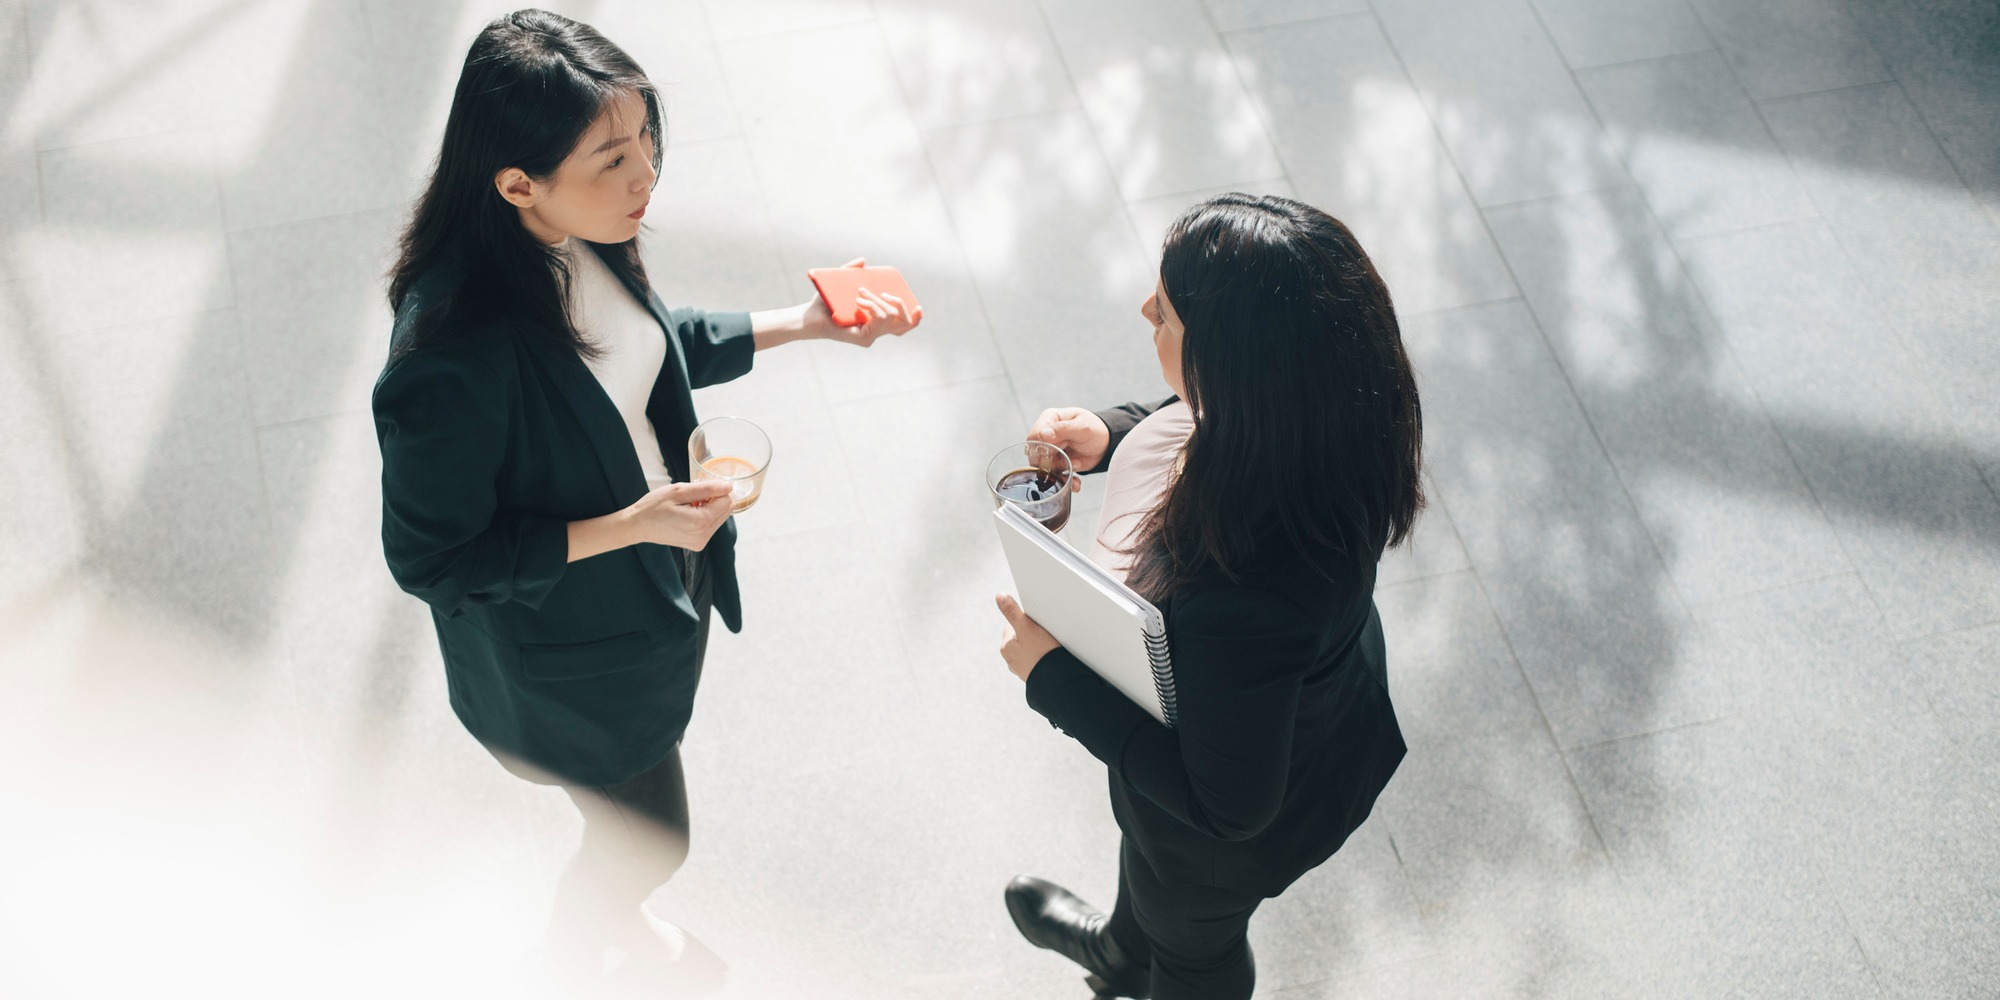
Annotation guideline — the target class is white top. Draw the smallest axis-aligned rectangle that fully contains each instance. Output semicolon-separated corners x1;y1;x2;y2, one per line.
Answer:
1089;401;1196;580
564;240;674;491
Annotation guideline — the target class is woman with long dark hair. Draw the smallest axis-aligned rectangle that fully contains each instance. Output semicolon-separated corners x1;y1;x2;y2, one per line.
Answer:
994;194;1417;1000
373;9;917;976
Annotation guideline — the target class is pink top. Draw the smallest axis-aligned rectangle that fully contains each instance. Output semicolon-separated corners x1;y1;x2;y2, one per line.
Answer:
1089;401;1196;581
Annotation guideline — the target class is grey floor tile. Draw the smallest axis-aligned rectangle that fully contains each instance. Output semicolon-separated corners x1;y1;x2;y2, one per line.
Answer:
0;278;81;608
1677;220;2000;638
1376;571;1543;747
1567;717;1883;999
1484;186;1848;604
226;209;400;428
684;523;931;789
1370;0;1628;206
1527;0;1712;70
721;22;1009;403
829;377;1033;616
1689;574;1999;998
1199;0;1371;33
0;3;35;236
645;136;795;311
1759;82;2000;461
46;309;280;646
878;0;1078;129
1684;0;1889;100
36;128;235;332
1902;622;2000;755
1376;480;1473;587
1124;177;1295;258
1039;0;1286;201
601;0;743;145
357;1;505;203
924;109;1172;416
254;410;441;751
692;351;862;541
1842;0;2000;223
1577;50;1818;238
1224;16;1517;314
699;0;874;41
1403;301;1730;747
212;0;400;231
24;0;251;150
1250;823;1431;990
1373;725;1648;997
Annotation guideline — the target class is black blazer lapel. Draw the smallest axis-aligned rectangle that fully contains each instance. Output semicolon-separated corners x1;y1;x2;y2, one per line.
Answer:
514;327;699;622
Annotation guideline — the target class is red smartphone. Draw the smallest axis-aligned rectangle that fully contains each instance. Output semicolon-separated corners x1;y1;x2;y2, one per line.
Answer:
807;265;921;327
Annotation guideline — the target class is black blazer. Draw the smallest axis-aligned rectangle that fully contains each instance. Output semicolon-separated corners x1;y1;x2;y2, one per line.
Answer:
372;260;755;787
1025;398;1407;896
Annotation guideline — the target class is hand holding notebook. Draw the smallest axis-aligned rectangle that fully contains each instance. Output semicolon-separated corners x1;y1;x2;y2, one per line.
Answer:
992;503;1178;728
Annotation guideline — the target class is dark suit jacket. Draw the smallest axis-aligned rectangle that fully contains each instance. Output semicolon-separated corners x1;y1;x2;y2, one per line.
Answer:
1025;398;1407;896
372;259;755;787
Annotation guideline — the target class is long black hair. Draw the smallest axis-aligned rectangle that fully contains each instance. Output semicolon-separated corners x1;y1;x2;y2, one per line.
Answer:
1126;194;1424;599
387;9;663;359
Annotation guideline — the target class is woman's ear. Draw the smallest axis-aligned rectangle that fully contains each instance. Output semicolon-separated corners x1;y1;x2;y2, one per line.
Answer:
494;167;540;209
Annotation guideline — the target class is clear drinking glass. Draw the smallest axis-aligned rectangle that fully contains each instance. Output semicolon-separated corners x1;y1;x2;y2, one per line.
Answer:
689;416;771;513
986;441;1074;532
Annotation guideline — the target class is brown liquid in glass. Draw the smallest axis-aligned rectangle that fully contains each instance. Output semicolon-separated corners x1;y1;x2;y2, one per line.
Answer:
996;467;1070;532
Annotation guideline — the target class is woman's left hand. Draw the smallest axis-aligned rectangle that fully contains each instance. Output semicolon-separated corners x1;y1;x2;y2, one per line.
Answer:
809;257;923;347
996;593;1060;681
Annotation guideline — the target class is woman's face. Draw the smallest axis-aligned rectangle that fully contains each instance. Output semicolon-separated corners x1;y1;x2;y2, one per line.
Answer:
1142;278;1187;398
496;89;656;246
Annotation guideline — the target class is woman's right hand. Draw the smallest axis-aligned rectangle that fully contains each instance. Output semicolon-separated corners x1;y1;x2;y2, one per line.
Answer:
626;480;736;550
1028;407;1111;484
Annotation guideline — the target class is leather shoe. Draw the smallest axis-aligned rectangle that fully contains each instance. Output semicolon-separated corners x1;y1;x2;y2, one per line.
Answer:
1005;876;1151;999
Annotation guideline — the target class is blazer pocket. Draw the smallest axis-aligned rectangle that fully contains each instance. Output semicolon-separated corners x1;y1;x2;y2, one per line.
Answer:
519;630;650;681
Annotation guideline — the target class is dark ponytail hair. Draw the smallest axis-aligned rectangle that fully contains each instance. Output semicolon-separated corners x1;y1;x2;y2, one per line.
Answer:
1126;194;1425;599
387;9;663;359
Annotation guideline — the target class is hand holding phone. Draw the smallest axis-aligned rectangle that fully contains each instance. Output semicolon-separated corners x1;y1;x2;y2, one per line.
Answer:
808;263;923;328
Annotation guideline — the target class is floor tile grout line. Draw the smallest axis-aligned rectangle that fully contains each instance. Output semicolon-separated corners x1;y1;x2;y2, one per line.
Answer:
1565;712;1730;755
1121;175;1294;210
1371;0;1682;859
1025;0;1184;266
1192;0;1302;204
702;11;878;47
1748;75;1903;109
695;3;852;448
1895;614;2000;646
1212;6;1380;40
910;101;1085;137
1459;564;1619;866
862;7;1029;447
1478;180;1637;214
1400;293;1524;321
1552;23;1887;636
1557;43;1720;78
1731;56;1995;631
1679;569;1862;614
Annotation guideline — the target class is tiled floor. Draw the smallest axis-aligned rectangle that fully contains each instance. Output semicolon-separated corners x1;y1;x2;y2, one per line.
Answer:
2;1;1996;997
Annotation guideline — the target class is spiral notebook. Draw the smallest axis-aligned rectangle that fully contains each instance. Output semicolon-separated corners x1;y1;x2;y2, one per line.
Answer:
992;504;1178;728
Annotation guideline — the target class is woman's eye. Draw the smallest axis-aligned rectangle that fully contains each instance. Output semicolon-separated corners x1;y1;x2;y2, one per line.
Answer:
609;155;625;169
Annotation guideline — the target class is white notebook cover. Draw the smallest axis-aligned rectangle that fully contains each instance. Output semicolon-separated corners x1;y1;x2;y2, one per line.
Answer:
992;504;1176;727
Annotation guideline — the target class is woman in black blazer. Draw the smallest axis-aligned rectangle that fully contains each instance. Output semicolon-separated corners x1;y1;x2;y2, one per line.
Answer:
372;11;916;975
994;194;1420;1000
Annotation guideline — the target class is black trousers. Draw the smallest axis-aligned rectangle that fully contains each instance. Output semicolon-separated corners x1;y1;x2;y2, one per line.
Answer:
1106;839;1266;1000
547;550;712;951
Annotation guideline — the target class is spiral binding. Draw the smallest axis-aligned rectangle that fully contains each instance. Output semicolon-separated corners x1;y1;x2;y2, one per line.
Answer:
1143;625;1178;729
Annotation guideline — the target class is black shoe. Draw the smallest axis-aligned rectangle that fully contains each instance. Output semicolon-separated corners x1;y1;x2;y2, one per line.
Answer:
1005;876;1151;999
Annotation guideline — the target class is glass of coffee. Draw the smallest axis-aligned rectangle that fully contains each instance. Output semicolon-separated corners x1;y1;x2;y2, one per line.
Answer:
689;416;771;513
986;441;1074;532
